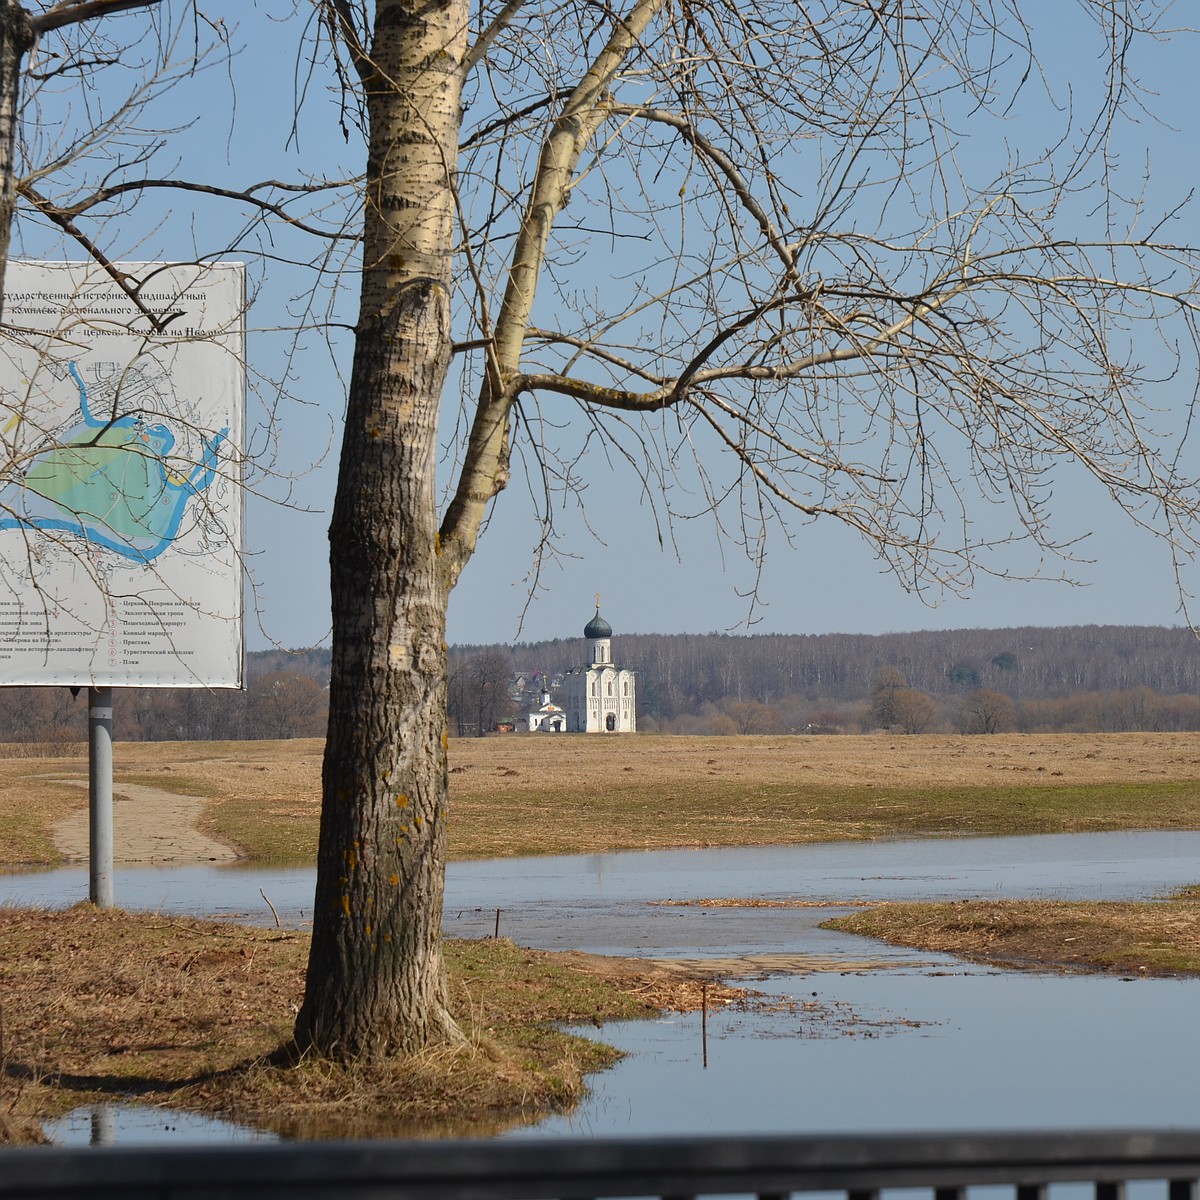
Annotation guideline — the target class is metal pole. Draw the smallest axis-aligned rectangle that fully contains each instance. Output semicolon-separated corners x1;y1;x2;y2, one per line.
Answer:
88;685;114;908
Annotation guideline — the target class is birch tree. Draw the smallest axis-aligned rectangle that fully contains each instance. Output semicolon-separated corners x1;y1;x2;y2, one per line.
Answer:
290;0;1200;1060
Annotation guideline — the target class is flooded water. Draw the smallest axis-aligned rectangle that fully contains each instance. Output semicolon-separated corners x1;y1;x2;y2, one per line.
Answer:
518;969;1200;1139
11;829;1200;934
18;830;1200;1145
43;1104;279;1146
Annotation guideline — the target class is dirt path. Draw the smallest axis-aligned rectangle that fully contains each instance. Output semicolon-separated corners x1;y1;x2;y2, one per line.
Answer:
51;781;240;865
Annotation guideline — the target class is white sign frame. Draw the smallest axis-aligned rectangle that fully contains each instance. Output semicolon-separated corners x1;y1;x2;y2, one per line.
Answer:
0;260;245;687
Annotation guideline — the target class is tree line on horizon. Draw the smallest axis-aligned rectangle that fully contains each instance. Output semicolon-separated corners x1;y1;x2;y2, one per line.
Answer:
1;624;1197;744
0;647;332;745
453;623;1200;737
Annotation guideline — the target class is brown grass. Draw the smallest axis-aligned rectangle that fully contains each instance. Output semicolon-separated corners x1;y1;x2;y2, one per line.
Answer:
827;897;1200;976
0;906;749;1142
5;731;1200;866
0;740;325;865
183;730;1200;860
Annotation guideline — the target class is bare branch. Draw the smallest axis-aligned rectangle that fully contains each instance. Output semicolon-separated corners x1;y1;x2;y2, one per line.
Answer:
440;0;667;580
18;182;167;326
608;103;799;282
319;0;374;89
30;0;165;36
465;0;527;75
22;173;361;240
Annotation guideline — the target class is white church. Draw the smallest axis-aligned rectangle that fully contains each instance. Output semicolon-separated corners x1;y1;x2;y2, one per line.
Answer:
522;688;566;733
562;604;637;733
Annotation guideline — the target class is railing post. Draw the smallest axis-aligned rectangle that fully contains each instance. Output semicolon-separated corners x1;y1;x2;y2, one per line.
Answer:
2;1129;1200;1197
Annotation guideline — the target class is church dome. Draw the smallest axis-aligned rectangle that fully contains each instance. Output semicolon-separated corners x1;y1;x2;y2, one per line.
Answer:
584;610;612;639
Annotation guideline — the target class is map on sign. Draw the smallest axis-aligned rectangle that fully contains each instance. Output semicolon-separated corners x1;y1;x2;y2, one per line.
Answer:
0;261;245;688
0;361;229;563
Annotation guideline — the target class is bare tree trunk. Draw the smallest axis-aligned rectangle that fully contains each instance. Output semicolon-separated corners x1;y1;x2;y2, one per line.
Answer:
292;0;467;1061
0;2;33;313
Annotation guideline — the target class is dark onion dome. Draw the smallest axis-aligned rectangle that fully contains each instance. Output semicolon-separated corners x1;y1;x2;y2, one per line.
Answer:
584;609;612;639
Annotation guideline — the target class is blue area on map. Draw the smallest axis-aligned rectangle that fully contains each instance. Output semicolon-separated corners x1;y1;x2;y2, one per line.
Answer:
0;362;227;564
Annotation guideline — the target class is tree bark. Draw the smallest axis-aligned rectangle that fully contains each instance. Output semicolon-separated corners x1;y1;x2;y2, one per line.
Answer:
0;1;33;314
293;0;467;1061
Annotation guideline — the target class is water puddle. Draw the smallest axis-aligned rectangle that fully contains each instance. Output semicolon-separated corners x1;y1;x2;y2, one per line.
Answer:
44;1103;277;1147
10;830;1200;1144
516;968;1200;1139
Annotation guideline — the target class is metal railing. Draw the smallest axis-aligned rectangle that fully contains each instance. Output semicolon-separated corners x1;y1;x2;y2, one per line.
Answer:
5;1129;1200;1200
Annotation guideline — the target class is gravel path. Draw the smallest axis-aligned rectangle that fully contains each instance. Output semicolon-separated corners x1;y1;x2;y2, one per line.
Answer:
51;781;241;865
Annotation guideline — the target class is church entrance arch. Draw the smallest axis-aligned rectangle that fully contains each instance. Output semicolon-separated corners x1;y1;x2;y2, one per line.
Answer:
606;713;617;731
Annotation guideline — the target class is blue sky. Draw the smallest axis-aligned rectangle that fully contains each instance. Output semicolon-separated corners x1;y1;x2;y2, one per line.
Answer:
15;3;1200;651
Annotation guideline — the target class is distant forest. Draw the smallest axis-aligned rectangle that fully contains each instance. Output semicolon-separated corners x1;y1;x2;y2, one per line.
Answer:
0;646;334;745
1;625;1199;742
452;624;1200;737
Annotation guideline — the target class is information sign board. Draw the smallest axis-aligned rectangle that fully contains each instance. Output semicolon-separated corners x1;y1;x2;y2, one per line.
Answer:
0;261;245;687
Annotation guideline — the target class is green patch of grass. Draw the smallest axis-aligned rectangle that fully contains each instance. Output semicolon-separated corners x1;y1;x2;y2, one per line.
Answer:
202;795;318;863
0;815;65;864
176;776;1200;864
447;937;657;1027
116;771;222;798
0;778;86;864
451;779;1200;859
825;896;1200;976
9;736;1200;867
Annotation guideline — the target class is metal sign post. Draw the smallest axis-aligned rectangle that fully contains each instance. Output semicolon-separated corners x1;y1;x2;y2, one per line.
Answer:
0;261;247;907
87;686;114;908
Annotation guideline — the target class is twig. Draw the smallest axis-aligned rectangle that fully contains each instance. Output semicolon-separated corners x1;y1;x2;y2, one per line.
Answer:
259;888;281;928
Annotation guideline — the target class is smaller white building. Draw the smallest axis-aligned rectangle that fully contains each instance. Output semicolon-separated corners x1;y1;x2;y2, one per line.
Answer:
524;689;566;733
564;606;636;733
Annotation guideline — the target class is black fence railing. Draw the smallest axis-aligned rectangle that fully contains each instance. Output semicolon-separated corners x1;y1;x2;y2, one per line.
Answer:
6;1130;1200;1200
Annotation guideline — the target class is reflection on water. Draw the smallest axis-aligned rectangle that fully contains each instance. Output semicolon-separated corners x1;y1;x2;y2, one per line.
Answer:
0;861;314;926
12;830;1200;1145
44;1103;278;1147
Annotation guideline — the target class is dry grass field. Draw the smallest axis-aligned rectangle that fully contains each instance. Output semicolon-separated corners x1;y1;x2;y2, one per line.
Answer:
443;730;1200;858
2;730;1199;865
0;906;721;1142
4;732;1200;1141
829;896;1200;976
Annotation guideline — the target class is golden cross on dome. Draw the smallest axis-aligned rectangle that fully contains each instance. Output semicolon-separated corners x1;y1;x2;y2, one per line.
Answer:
595;592;601;611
